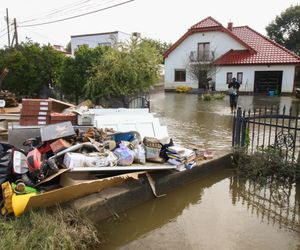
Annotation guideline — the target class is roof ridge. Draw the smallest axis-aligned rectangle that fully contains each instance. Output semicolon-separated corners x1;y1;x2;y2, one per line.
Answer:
240;26;300;60
190;16;223;29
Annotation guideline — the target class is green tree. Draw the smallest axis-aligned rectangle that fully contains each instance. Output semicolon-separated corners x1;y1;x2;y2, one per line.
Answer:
66;42;71;53
0;41;65;98
266;5;300;55
140;38;172;63
85;38;161;106
60;45;107;104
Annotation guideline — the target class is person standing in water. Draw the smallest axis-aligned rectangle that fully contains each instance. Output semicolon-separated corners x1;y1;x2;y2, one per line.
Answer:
228;77;240;113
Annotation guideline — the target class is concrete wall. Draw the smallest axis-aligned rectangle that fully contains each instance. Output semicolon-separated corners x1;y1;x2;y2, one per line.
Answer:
164;31;246;89
216;65;296;93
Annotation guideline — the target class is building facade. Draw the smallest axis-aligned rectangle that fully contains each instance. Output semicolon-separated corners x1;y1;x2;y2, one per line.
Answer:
70;31;131;55
164;17;300;94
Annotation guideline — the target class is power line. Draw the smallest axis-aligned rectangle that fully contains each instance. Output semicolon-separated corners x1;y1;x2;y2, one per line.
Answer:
24;0;118;24
21;27;61;44
19;0;92;24
19;0;134;28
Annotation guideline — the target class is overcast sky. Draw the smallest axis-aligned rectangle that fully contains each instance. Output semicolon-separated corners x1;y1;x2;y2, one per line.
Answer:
0;0;298;48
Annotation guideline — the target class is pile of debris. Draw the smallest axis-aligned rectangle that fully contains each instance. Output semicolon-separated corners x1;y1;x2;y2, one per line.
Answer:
1;101;214;217
0;90;18;107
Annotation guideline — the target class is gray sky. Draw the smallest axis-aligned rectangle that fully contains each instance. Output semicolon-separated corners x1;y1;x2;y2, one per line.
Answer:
0;0;299;48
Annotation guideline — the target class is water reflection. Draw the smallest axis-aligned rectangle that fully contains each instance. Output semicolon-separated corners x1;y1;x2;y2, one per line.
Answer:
98;168;232;249
230;177;300;232
98;170;300;250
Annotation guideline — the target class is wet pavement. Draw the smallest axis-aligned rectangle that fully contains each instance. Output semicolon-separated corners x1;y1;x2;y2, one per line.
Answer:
97;93;300;250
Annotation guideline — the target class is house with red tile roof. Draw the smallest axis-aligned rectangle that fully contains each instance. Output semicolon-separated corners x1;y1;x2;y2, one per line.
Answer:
164;17;300;94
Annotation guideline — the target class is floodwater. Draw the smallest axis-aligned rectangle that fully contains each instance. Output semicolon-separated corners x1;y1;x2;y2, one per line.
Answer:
97;93;300;250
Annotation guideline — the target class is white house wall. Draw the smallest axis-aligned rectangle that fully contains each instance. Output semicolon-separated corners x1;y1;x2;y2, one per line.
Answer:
165;31;246;88
216;65;296;93
71;32;131;55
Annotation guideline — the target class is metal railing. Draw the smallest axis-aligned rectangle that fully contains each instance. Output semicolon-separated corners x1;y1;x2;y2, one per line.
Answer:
232;106;300;163
127;94;150;110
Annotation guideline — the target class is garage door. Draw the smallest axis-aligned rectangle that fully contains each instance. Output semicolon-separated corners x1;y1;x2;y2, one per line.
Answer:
254;71;283;94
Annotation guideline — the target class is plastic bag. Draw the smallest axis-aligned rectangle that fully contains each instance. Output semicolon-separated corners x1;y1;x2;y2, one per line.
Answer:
113;143;135;166
228;87;237;95
133;144;146;165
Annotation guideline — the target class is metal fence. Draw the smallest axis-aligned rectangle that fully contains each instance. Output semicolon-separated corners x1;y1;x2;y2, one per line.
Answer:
232;106;300;163
127;95;150;110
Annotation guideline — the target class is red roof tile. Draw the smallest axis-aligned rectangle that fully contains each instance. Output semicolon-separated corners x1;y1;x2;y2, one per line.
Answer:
190;16;223;29
215;26;300;65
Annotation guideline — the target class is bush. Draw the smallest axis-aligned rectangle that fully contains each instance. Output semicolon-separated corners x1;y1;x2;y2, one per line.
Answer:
232;147;300;183
199;92;225;101
176;85;192;93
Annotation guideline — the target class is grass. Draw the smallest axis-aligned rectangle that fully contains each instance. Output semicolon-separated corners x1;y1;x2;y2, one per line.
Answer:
0;206;101;250
199;92;225;101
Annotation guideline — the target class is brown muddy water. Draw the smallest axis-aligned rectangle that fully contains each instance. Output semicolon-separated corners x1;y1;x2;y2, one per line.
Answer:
97;93;300;250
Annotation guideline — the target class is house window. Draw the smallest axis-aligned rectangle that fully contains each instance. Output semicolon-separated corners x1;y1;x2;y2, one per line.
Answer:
175;69;186;82
198;42;210;61
237;72;243;84
226;72;233;84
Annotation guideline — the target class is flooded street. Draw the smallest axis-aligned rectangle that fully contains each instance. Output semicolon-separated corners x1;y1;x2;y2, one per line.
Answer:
98;93;300;250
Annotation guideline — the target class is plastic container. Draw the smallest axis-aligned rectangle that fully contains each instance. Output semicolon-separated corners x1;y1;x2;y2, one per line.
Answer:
268;90;275;96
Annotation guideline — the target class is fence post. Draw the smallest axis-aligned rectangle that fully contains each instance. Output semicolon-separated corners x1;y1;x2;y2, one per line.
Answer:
240;110;246;147
234;107;242;146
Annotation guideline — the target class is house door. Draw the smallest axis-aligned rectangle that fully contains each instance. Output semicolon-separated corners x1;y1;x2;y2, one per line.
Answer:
254;71;283;94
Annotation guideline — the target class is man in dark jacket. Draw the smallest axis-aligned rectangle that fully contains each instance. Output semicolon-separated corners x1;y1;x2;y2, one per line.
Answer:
228;77;240;113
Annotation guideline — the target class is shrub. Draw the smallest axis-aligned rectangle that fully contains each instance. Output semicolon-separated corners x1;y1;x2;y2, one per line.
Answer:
232;147;300;183
176;85;192;93
199;92;225;101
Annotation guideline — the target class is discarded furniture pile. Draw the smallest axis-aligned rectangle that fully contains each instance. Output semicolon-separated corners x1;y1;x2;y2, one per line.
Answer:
0;99;214;217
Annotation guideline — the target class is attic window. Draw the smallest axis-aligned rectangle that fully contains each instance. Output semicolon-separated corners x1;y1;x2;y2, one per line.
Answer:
175;69;186;82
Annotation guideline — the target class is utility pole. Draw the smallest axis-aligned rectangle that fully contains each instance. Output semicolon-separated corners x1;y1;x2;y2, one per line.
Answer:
13;18;18;46
5;8;10;47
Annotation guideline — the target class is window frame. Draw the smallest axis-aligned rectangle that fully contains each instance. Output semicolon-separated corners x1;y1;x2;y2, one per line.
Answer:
237;72;243;84
226;72;233;84
198;42;210;61
174;69;186;82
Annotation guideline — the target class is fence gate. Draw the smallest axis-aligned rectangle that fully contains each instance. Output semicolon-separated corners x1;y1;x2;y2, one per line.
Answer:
232;106;300;163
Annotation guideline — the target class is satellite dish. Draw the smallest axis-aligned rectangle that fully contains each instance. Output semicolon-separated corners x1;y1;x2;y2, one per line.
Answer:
0;100;6;108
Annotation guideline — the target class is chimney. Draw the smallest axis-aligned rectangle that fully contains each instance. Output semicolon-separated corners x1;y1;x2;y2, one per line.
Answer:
227;22;233;31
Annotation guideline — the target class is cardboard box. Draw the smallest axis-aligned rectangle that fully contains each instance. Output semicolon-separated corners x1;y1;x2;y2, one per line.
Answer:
50;139;71;154
24;172;141;213
63;152;111;169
